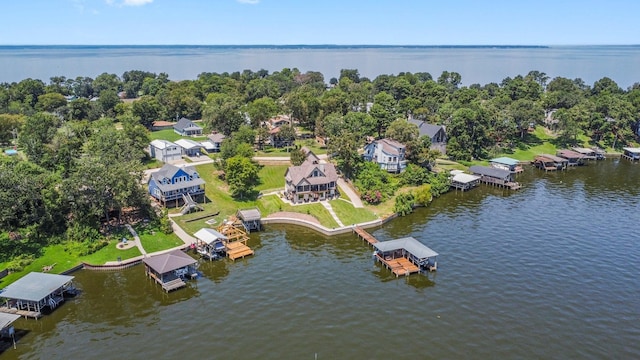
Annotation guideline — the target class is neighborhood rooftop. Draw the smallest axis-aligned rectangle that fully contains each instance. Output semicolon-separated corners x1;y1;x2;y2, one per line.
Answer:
469;165;511;180
490;157;520;166
194;228;228;244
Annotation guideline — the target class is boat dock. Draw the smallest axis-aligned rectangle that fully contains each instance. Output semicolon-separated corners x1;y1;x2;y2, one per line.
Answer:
217;221;255;261
353;226;378;246
354;227;437;277
226;241;254;261
0;306;42;320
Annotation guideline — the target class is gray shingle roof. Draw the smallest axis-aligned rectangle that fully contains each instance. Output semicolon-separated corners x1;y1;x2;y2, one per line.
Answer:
408;119;445;138
149;164;205;192
285;159;338;186
237;208;262;221
174;117;202;132
469;165;511;180
143;249;196;274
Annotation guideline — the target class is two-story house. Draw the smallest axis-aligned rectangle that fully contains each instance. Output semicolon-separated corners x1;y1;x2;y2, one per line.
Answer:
284;152;338;204
363;138;408;173
202;133;226;153
173;117;203;136
408;118;447;154
148;164;205;207
149;139;183;163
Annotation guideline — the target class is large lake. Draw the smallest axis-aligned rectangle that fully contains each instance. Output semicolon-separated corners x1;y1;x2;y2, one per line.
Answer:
1;45;640;87
1;159;638;359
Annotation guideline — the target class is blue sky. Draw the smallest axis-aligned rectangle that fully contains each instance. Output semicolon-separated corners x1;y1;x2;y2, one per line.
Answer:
1;0;639;45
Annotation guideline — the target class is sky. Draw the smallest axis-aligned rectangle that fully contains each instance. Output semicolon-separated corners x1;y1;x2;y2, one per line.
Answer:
1;0;639;45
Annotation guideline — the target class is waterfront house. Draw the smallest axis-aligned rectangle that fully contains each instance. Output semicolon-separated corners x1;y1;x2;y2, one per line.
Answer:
205;133;226;153
0;272;76;318
363;138;408;173
284;152;338;204
489;157;524;173
556;149;585;166
173;117;203;136
269;126;295;148
621;147;640;161
469;165;521;189
143;250;198;292
534;154;568;170
149;139;182;163
148;164;205;207
268;115;292;129
408;118;447;154
174;138;204;157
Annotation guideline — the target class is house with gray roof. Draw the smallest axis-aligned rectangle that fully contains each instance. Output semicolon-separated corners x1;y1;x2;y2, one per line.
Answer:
148;164;205;207
173;117;203;136
408;118;447;154
149;139;183;163
363;138;408;173
204;133;226;153
284;153;338;204
143;249;198;292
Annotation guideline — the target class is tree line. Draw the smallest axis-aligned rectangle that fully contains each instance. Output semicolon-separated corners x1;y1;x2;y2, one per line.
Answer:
1;67;639;263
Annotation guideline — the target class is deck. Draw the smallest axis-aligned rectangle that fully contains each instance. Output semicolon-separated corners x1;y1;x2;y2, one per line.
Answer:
226;241;254;261
376;255;421;277
0;306;42;319
148;272;186;292
353;226;378;246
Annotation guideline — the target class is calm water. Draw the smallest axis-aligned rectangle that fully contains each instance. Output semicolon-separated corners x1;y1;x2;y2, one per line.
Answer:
1;159;638;359
1;45;640;87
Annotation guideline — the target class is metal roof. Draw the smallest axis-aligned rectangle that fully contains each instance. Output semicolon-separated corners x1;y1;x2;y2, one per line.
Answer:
0;313;20;330
143;249;197;274
1;272;74;302
237;208;261;221
194;228;227;245
150;139;178;150
489;157;520;166
175;139;203;150
452;173;480;184
373;237;438;260
469;165;511;180
623;147;640;154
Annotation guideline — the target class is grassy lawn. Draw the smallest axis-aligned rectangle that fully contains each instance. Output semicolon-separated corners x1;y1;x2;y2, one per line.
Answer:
256;165;288;192
149;129;208;142
330;199;377;225
80;241;142;265
135;225;184;253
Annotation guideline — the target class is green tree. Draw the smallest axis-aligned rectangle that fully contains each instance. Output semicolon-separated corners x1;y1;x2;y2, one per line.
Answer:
370;91;397;137
246;97;279;128
202;92;244;135
233;125;256;146
131;95;163;128
36;92;67;112
290;147;306;166
225;156;260;199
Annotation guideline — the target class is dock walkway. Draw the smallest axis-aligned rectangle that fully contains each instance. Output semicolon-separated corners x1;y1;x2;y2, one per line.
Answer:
0;306;42;319
353;226;378;246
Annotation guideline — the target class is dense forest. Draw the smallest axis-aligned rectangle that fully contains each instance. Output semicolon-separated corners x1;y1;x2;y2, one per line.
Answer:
1;68;639;264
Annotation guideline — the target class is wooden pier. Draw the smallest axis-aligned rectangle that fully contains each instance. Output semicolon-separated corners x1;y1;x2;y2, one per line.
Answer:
226;241;254;261
376;255;421;277
0;306;42;320
217;221;255;261
353;226;378;246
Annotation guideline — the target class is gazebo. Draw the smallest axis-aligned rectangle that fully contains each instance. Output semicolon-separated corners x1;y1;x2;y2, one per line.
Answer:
0;272;75;316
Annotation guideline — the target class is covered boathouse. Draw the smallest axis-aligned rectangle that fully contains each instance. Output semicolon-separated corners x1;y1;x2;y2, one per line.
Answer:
373;237;438;277
193;228;228;260
534;154;568;171
0;272;75;318
572;147;605;160
469;165;521;190
621;147;640;161
556;149;585;166
143;250;198;292
236;208;262;233
450;171;481;191
489;157;524;173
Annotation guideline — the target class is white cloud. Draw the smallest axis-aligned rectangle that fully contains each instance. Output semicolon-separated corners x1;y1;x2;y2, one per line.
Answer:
123;0;153;5
237;0;260;4
105;0;153;6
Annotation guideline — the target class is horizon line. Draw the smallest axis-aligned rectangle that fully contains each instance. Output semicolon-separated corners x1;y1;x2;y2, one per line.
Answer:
1;43;639;47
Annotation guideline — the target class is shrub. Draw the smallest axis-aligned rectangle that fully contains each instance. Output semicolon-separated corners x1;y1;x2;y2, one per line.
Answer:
393;192;415;216
6;254;35;272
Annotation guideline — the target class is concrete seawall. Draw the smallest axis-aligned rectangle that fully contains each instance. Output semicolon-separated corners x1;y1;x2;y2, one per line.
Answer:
261;213;398;236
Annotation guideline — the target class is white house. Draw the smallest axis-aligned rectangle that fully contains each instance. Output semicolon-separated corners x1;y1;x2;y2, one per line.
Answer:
363;138;408;173
149;139;182;163
175;139;204;157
